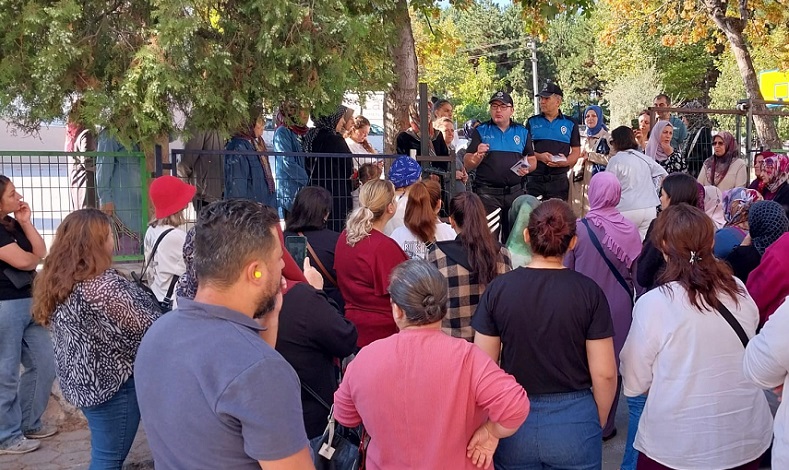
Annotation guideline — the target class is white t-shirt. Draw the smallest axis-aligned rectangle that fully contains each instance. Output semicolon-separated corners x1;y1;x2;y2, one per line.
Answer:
390;222;456;259
143;224;187;305
620;280;772;469
744;296;789;470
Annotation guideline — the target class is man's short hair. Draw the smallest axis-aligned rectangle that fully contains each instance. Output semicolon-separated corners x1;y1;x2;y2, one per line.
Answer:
194;199;280;288
654;93;671;105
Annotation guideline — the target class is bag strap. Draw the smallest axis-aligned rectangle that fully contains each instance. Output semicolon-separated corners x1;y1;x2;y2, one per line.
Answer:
140;228;176;279
301;381;331;412
581;219;634;305
162;275;180;304
298;232;338;287
715;301;749;347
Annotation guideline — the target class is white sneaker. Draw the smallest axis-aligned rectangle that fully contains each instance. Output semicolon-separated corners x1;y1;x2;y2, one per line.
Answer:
0;437;41;455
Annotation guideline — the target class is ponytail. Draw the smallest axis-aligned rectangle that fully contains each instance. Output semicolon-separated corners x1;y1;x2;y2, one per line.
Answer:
345;179;395;247
450;193;500;285
405;180;441;243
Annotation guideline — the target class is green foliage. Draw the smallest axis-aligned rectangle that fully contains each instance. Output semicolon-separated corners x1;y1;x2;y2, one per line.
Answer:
541;13;602;105
604;65;664;128
0;0;396;144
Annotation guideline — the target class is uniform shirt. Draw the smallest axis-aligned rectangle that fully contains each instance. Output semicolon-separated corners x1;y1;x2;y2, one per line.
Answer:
467;120;534;187
526;112;581;176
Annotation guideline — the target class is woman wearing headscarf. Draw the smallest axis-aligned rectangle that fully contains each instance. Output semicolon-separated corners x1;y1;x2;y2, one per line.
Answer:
224;111;278;209
679;101;714;178
746;232;789;326
698;131;747;191
505;194;541;267
703;185;726;229
725;200;789;283
714;188;763;259
273;102;310;218
645;120;687;174
304;105;356;232
570;105;612;217
565;172;643;441
748;151;772;193
762;154;789;218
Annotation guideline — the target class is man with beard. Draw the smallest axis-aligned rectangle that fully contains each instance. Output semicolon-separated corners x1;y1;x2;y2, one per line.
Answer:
133;199;313;469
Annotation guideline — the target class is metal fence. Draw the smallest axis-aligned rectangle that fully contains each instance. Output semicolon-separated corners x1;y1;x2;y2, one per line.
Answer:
160;149;456;231
0;151;149;261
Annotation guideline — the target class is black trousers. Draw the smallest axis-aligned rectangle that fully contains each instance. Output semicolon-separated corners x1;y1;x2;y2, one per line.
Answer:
475;186;526;243
526;173;570;202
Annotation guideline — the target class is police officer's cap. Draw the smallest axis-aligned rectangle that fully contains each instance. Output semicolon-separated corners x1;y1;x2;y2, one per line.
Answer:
488;91;514;106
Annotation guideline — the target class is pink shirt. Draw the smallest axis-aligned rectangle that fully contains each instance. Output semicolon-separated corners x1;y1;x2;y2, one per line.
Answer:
334;329;529;470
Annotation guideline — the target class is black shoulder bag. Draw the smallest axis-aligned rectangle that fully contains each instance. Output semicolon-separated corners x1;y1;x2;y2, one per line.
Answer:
131;228;178;312
581;218;635;306
303;382;367;470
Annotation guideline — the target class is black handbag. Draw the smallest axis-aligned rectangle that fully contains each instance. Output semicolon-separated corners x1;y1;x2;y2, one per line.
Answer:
132;228;178;312
3;267;35;289
302;382;367;470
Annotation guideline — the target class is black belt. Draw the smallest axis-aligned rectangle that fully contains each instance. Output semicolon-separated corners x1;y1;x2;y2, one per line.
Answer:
475;183;525;195
526;173;568;183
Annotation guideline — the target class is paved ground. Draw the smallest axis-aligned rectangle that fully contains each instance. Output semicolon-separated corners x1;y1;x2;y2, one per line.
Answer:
1;395;629;469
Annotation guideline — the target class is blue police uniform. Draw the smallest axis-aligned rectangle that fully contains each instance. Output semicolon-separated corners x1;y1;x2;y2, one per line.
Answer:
467;120;533;241
526;112;581;201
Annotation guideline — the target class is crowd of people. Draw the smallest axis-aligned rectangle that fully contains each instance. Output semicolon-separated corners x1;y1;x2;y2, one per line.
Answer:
1;83;789;470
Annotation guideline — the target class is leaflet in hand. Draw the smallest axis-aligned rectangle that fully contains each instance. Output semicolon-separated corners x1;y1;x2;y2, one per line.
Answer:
551;154;567;162
510;158;531;174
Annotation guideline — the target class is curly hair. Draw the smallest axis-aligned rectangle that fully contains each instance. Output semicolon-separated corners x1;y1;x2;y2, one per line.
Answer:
32;209;114;325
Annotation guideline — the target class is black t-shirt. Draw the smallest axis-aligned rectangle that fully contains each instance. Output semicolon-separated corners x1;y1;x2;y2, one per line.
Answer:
725;245;762;284
0;217;35;300
471;267;613;395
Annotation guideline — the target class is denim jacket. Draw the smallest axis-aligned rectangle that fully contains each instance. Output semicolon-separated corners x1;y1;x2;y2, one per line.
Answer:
273;127;308;213
223;137;277;208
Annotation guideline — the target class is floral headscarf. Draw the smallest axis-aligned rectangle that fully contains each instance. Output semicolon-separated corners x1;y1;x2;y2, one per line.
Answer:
762;154;789;195
722;187;763;230
703;131;739;186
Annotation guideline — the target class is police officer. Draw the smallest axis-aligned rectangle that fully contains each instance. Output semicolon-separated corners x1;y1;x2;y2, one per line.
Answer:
526;83;581;201
465;91;536;241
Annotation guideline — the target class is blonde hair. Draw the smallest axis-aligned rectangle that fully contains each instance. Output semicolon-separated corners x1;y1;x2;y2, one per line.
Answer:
150;210;186;228
345;179;395;246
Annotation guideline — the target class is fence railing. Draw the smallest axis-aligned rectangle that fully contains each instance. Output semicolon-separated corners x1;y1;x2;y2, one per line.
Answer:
0;151;149;261
163;149;456;231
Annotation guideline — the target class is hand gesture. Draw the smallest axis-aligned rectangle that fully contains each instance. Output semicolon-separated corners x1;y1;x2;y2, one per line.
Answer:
303;257;324;291
477;143;490;154
14;201;32;224
660;142;674;156
466;422;499;469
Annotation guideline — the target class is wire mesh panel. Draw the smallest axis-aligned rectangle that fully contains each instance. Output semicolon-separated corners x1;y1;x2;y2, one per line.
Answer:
0;151;148;261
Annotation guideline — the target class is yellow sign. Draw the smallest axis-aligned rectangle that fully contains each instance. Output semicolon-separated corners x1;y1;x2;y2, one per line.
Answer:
759;69;789;102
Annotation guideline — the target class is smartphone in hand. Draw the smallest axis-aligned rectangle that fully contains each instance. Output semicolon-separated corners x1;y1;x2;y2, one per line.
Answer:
285;236;307;270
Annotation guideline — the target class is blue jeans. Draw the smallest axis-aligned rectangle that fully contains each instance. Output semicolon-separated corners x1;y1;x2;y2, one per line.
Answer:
0;297;56;448
81;377;140;470
495;389;602;470
621;394;647;470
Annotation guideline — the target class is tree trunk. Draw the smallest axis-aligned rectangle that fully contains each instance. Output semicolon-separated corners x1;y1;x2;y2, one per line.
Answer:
383;0;418;154
706;7;781;148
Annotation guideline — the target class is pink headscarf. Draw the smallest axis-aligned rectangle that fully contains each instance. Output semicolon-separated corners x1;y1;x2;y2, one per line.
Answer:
585;172;643;268
645;120;672;162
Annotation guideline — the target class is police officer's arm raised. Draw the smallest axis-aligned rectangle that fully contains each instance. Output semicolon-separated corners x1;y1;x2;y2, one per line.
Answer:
463;127;489;171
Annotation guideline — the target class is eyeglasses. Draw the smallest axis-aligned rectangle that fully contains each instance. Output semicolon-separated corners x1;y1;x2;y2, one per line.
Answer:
490;104;513;111
712;141;725;146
